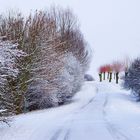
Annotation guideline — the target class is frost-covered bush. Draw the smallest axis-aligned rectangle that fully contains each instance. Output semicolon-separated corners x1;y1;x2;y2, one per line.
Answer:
56;53;84;104
26;47;87;110
123;58;140;98
84;74;94;81
0;109;11;125
0;37;26;118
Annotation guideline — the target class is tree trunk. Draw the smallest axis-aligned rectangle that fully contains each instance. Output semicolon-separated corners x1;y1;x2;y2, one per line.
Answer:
109;72;112;82
107;72;110;79
103;72;105;80
116;72;119;84
99;73;102;82
125;71;128;77
114;73;116;79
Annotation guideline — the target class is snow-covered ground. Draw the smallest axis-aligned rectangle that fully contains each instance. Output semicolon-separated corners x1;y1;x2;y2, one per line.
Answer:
0;81;140;140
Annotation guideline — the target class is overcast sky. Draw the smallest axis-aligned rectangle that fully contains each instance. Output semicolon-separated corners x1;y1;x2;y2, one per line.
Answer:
0;0;140;76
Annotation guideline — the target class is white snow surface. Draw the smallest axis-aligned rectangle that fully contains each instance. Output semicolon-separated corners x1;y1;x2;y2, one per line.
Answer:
0;81;140;140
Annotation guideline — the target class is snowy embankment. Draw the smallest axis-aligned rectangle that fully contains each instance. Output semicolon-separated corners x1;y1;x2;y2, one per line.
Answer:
1;81;140;140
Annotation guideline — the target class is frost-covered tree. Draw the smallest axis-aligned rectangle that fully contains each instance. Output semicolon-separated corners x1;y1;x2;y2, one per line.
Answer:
123;58;140;98
25;8;90;111
0;7;90;112
123;57;132;77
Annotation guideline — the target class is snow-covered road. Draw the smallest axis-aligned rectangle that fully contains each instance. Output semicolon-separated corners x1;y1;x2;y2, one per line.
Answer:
0;81;140;140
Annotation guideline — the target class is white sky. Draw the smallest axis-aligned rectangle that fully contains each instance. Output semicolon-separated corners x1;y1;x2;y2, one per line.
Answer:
0;0;140;77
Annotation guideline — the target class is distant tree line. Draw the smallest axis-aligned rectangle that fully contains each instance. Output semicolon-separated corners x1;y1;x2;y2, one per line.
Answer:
98;58;131;84
98;56;140;101
0;7;91;124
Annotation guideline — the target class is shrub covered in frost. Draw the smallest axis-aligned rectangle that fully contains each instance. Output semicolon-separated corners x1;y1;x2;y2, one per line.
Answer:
0;37;26;122
123;58;140;98
84;74;94;81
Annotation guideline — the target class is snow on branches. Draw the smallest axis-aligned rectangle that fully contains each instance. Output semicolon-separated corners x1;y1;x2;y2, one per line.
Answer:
0;7;90;113
123;58;140;99
0;37;26;122
0;38;26;78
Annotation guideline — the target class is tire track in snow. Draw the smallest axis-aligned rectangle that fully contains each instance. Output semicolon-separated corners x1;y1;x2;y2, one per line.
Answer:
105;122;131;140
77;86;98;111
49;95;94;140
80;98;95;110
63;129;71;140
49;119;73;140
102;92;131;140
50;129;63;140
50;85;96;140
50;128;71;140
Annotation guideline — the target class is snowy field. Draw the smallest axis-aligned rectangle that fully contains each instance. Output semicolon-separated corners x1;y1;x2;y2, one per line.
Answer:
0;81;140;140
